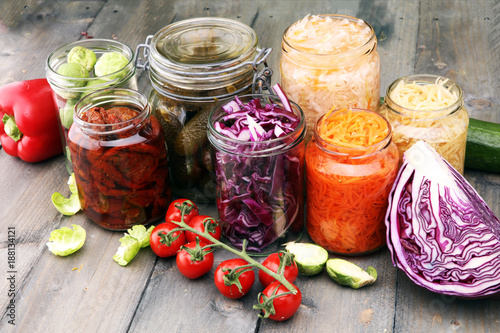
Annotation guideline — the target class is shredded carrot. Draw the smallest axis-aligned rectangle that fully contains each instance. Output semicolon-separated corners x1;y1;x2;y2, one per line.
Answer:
306;109;399;254
317;108;389;148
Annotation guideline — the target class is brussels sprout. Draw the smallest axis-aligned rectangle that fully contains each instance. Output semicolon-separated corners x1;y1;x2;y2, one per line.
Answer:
326;259;377;289
67;46;97;72
81;79;109;98
57;62;89;81
59;98;78;129
46;224;86;256
94;52;129;79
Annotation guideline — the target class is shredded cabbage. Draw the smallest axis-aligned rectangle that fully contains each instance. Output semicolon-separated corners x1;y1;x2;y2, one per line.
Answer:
386;141;500;298
280;14;380;141
380;76;469;174
210;93;305;251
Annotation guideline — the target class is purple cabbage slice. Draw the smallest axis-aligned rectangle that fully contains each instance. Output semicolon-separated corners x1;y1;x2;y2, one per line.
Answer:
386;140;500;298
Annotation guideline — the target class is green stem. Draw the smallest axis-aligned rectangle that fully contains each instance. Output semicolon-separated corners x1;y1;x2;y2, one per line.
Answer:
174;205;297;294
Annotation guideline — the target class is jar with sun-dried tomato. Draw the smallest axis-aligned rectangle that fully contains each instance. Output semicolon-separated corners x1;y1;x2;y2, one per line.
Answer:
68;88;171;230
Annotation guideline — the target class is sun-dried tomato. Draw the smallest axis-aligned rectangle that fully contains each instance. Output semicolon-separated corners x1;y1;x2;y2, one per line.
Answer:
68;106;171;230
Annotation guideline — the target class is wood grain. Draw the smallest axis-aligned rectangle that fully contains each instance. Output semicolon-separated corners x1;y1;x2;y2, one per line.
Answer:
0;1;499;332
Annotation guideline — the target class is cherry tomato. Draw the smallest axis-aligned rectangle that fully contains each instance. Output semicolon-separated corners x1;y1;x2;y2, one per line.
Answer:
258;281;302;321
176;240;214;279
185;215;221;244
259;252;299;287
165;198;199;227
150;222;186;258
214;258;255;299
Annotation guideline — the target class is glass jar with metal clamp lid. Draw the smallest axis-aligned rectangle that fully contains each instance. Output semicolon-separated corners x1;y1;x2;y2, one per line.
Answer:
136;17;272;203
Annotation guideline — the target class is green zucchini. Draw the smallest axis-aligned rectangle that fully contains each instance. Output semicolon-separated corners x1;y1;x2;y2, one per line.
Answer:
465;118;500;173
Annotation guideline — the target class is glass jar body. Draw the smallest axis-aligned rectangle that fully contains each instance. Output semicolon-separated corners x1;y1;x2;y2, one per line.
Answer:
149;87;253;203
68;89;170;230
280;14;380;141
146;17;268;203
379;74;469;174
208;94;306;252
306;110;399;255
46;39;138;174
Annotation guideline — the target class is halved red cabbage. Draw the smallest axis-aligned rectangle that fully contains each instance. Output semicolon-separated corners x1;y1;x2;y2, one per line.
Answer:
210;92;305;252
386;141;500;298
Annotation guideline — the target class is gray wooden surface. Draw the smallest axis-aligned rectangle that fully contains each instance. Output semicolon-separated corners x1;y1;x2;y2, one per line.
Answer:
1;1;500;332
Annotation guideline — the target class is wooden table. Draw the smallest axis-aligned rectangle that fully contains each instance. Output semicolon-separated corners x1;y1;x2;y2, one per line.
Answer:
1;1;499;332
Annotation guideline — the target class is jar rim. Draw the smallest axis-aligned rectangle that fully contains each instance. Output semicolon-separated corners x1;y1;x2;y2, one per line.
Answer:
282;14;377;60
74;88;149;135
45;39;136;87
313;108;393;159
384;74;464;118
208;93;306;156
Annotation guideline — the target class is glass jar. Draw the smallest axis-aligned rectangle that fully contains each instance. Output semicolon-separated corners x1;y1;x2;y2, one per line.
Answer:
139;17;272;203
68;88;171;230
46;39;138;174
280;14;380;141
379;74;469;174
306;109;399;255
208;94;306;252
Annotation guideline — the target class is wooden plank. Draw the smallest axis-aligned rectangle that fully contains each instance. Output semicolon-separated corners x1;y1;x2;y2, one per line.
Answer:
1;1;499;332
0;1;156;331
0;1;106;86
393;1;500;332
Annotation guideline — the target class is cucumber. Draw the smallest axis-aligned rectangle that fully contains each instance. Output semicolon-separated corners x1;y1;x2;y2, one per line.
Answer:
465;118;500;173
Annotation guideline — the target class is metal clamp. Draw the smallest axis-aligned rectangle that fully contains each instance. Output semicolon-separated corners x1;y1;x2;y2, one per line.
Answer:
134;35;153;70
253;65;274;94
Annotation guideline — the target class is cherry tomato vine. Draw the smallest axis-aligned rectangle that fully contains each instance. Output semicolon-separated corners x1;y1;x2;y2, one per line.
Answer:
164;200;300;320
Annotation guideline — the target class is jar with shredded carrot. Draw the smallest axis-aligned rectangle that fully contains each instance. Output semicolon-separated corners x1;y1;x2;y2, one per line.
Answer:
280;14;380;141
306;108;399;255
379;74;469;174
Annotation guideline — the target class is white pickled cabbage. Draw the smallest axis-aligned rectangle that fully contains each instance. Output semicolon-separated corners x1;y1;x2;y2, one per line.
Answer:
280;15;380;141
380;78;468;174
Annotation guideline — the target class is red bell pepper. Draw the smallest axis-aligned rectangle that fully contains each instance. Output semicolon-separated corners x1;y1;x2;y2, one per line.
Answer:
0;78;62;162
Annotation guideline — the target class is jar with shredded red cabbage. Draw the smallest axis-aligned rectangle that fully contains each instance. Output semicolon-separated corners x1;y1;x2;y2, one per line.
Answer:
208;88;306;252
280;14;380;141
68;88;171;230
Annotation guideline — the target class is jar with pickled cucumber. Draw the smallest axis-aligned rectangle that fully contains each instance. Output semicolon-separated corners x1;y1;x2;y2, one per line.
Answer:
140;17;271;202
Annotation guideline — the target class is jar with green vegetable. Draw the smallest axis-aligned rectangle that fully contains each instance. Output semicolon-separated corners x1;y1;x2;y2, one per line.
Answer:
46;39;138;174
138;17;271;203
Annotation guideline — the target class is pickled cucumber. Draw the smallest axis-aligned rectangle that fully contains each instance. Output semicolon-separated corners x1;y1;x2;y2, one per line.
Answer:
174;108;211;156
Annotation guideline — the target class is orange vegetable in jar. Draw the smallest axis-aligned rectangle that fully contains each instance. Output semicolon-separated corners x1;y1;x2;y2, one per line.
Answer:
306;108;399;254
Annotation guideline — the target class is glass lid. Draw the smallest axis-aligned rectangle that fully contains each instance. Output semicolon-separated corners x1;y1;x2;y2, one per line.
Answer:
152;17;258;67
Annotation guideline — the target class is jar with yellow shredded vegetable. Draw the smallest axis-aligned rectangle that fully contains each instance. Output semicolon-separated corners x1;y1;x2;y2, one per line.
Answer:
379;74;469;174
306;108;399;255
280;14;380;141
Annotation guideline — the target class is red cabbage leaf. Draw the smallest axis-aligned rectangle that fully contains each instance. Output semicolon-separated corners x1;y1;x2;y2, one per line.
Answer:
386;141;500;298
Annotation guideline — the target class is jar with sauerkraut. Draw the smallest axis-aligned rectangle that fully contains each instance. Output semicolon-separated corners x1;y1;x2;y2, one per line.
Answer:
138;18;271;203
280;14;380;140
379;74;469;174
